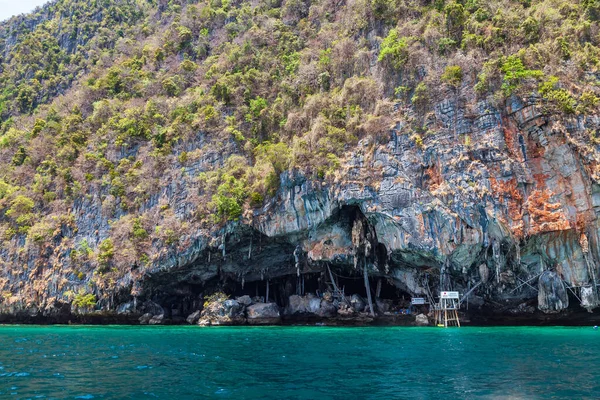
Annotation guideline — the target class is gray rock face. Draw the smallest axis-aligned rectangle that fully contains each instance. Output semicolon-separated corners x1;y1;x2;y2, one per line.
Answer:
376;299;390;314
149;314;165;325
117;301;136;315
246;303;281;324
186;310;202;324
538;271;569;313
236;295;253;307
287;294;321;315
286;295;305;315
316;301;337;318
350;294;366;313
223;300;242;316
286;295;338;317
415;313;429;326
307;296;322;313
139;313;153;325
141;301;164;317
581;286;599;311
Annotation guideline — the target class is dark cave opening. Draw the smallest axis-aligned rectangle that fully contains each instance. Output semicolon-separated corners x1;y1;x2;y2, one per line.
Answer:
144;267;415;319
135;203;411;319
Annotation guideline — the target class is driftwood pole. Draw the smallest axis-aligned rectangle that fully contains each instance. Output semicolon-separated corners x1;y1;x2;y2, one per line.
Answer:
364;261;375;317
327;264;340;293
266;280;270;303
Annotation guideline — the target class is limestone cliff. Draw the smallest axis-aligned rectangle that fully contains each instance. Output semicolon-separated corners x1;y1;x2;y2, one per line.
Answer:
0;0;599;324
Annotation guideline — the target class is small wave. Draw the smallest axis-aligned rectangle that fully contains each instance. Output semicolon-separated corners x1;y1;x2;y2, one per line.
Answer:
0;372;30;377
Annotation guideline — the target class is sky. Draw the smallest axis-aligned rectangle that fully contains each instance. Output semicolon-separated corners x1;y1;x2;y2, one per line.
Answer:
0;0;50;22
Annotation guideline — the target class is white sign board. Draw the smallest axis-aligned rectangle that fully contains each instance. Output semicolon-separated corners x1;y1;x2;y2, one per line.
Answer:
440;291;459;299
411;297;426;305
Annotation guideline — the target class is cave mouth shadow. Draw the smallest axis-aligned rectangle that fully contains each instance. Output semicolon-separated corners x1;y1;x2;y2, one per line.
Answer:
139;266;414;320
132;204;418;319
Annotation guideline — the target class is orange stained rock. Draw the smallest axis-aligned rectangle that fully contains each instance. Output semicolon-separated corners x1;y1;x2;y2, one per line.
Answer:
425;165;443;191
525;189;571;235
533;173;547;188
416;213;425;236
489;177;524;237
579;233;589;254
503;125;523;162
308;236;352;261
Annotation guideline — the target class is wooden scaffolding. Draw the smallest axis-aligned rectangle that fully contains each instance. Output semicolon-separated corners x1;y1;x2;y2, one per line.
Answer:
432;291;461;327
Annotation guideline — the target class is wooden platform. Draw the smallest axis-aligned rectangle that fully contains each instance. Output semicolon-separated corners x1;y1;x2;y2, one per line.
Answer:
433;292;461;327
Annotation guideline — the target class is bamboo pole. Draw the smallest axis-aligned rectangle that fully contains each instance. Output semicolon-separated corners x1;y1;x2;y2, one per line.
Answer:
363;262;375;317
444;299;448;328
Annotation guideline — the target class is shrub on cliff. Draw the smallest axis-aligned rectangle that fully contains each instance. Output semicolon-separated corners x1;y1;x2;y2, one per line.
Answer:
379;30;409;68
72;291;97;311
97;238;115;270
441;65;463;88
500;55;544;96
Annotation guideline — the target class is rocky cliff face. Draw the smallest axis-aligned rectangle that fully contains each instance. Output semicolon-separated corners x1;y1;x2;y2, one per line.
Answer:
2;89;600;325
0;0;600;325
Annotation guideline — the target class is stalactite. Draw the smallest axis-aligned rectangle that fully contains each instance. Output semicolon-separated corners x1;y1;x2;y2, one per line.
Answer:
492;239;500;284
352;219;363;270
222;235;226;258
580;233;599;309
294;245;301;277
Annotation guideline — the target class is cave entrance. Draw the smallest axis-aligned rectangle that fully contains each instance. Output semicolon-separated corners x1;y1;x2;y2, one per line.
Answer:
326;268;410;302
229;278;286;305
148;281;206;320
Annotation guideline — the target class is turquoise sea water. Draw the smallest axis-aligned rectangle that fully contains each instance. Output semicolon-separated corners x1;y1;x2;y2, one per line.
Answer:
0;326;599;399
